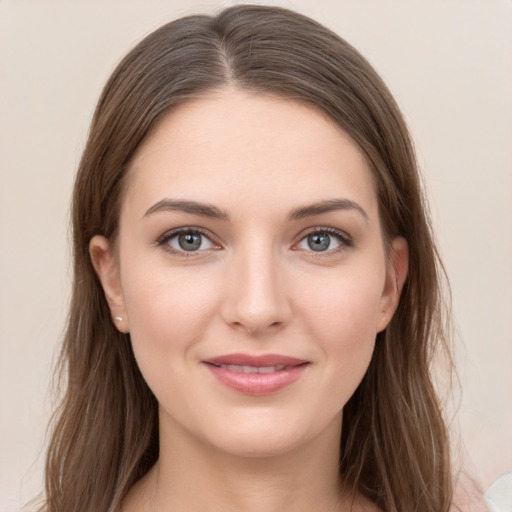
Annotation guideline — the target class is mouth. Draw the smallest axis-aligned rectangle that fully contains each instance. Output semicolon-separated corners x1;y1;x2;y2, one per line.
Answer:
202;354;310;395
210;363;291;374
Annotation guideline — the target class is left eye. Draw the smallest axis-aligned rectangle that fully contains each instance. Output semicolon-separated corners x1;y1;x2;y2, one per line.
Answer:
296;231;344;252
166;231;216;252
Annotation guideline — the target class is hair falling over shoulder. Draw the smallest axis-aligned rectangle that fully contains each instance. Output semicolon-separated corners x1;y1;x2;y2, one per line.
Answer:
39;5;455;512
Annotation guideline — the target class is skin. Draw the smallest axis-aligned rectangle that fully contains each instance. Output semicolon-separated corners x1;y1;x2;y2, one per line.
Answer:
90;88;408;512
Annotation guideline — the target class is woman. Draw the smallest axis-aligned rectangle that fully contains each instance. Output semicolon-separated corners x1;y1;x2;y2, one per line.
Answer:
41;5;455;512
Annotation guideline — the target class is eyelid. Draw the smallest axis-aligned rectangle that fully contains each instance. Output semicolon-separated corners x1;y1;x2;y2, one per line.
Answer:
155;225;352;257
156;226;222;255
293;226;353;252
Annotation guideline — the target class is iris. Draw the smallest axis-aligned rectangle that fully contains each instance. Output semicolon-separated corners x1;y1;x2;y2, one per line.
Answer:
307;233;331;251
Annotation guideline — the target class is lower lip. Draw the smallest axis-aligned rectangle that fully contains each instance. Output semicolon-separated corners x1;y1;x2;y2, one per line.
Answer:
204;363;308;396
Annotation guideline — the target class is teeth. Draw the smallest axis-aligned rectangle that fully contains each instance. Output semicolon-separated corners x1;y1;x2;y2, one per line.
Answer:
219;364;286;373
258;366;276;373
259;365;286;373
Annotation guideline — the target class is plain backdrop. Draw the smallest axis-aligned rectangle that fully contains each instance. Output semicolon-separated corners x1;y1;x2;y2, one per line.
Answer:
1;1;511;510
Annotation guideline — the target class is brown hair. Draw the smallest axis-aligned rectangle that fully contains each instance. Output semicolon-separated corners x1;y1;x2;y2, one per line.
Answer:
41;5;453;512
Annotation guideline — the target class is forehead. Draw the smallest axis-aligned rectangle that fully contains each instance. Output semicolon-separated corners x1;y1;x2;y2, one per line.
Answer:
124;89;378;221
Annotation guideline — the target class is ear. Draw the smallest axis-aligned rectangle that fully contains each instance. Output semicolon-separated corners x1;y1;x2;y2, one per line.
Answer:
89;235;129;333
376;236;409;333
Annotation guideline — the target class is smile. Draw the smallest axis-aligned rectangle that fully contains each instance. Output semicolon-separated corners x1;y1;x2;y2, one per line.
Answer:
214;364;288;373
203;354;309;395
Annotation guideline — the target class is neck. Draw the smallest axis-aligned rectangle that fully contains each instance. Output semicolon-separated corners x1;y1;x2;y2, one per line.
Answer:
126;412;351;512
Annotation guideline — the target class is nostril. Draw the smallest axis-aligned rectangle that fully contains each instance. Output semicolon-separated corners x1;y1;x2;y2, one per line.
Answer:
221;279;291;333
228;319;285;334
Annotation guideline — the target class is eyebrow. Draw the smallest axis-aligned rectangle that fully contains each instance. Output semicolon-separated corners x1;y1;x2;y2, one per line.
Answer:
143;199;229;220
143;197;368;222
288;199;368;222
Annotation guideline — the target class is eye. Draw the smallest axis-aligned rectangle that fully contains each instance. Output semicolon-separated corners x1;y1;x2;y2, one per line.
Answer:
158;229;218;254
295;229;351;253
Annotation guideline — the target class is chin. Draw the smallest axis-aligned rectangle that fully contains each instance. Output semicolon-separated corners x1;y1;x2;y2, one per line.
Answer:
191;407;342;460
205;429;307;459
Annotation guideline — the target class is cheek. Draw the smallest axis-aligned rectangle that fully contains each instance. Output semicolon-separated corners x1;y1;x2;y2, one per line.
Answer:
121;265;226;415
297;268;384;384
120;261;220;370
300;267;384;338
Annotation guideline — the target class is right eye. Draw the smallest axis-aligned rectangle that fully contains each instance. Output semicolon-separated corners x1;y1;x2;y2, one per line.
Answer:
158;229;219;254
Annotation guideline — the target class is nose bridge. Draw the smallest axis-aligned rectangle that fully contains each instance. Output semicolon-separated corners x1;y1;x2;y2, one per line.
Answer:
223;237;289;333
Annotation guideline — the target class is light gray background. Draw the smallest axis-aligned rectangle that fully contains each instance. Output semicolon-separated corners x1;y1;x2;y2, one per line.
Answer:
1;1;511;510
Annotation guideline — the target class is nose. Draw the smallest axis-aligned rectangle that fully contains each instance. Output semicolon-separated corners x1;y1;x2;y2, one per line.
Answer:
221;244;291;336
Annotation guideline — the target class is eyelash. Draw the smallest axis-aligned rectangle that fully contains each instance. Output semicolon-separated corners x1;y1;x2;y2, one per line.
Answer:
156;227;221;258
295;227;353;256
156;226;353;257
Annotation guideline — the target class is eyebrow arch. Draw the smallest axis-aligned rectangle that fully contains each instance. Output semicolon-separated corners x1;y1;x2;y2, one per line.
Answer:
143;199;229;220
289;199;368;222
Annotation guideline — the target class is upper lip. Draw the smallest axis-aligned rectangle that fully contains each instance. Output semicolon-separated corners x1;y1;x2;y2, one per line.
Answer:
204;353;308;367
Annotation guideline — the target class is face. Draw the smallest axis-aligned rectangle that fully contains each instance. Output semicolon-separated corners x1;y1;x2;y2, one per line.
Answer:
91;89;407;458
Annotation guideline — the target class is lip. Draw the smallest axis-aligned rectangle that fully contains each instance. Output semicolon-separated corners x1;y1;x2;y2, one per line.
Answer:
202;353;309;396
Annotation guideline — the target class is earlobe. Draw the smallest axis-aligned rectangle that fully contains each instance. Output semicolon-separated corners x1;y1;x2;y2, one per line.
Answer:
89;235;129;333
377;236;409;333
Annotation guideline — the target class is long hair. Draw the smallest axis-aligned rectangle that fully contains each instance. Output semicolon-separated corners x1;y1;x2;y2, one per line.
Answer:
41;5;453;512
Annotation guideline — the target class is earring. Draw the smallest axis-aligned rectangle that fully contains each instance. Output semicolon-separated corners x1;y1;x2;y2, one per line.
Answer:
114;316;123;322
